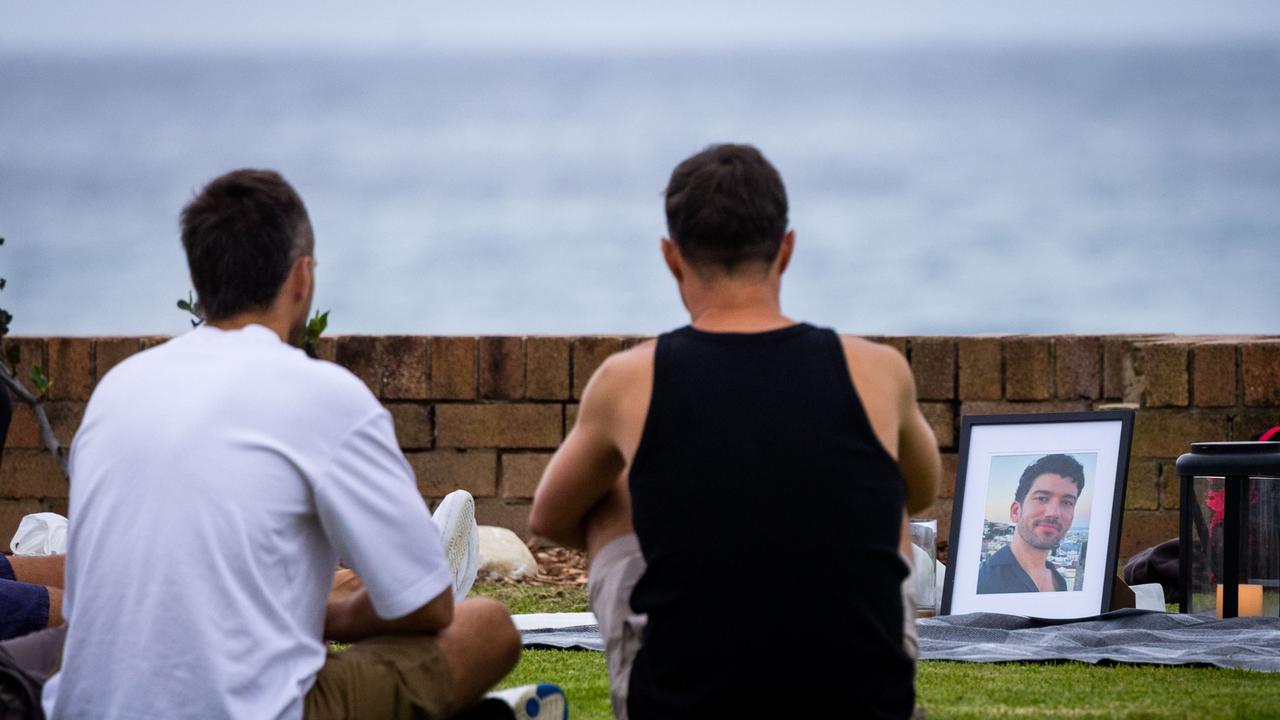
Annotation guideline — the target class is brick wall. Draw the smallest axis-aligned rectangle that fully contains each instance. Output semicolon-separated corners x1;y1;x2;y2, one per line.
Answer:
4;334;1278;565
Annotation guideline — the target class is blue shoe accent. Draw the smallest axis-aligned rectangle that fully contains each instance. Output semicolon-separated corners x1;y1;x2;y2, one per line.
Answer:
486;682;567;720
533;683;567;720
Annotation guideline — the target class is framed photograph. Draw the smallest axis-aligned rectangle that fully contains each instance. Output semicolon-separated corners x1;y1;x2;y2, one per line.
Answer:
940;410;1135;618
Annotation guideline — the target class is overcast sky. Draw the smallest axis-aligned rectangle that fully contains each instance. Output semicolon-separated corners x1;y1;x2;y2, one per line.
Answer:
5;1;1280;53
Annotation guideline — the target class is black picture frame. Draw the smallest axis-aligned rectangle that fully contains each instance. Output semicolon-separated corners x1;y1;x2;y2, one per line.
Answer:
940;410;1135;618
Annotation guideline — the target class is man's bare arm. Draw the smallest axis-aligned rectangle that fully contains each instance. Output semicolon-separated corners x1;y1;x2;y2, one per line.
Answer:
528;357;629;549
324;586;453;642
892;353;942;515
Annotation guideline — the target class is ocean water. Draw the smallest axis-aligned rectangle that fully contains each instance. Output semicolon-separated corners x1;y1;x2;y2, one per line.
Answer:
1;45;1277;335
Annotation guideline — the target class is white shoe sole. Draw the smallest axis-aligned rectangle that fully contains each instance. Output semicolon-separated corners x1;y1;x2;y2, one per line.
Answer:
432;490;479;601
487;683;568;720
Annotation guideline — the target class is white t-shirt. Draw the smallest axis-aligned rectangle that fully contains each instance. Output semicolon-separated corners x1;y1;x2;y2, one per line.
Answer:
44;324;452;720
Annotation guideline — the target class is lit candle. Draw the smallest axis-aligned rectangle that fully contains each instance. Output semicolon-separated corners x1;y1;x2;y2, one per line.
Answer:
1216;584;1264;618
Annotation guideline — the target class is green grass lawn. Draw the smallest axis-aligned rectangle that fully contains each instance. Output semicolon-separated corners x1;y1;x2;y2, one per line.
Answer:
476;582;1280;720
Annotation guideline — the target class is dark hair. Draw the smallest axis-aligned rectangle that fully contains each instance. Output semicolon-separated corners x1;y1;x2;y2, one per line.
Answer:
664;144;789;273
180;169;312;321
1015;454;1086;503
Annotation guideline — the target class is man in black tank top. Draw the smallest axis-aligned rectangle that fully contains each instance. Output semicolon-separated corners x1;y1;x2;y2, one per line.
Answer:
530;144;941;719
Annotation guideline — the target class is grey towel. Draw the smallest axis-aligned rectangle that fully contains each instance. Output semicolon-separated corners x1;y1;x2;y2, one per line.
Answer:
520;624;604;652
520;611;1280;672
919;610;1280;672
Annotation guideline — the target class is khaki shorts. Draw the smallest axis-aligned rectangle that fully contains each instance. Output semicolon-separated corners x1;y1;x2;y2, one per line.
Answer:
0;626;451;720
304;634;452;720
587;534;647;720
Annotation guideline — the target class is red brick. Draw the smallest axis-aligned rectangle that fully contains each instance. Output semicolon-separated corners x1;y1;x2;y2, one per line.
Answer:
409;450;497;499
0;499;45;547
94;338;140;383
1131;410;1230;458
311;336;337;363
335;336;383;395
1241;342;1280;407
436;404;562;448
6;404;41;449
480;337;525;400
386;403;432;450
920;402;955;449
1138;343;1189;408
959;400;1090;419
1159;466;1181;512
869;337;909;358
1124;460;1160;511
1230;408;1280;441
42;498;69;518
911;338;955;401
1118;509;1180;565
1055;336;1101;400
1193;344;1237;407
430;337;476;400
938;453;958;499
4;337;45;397
501;452;553;499
47;338;93;401
526;337;571;400
474;498;533;538
0;450;68;498
566;403;579;433
45;402;84;448
573;337;623;400
7;402;82;451
1102;337;1132;400
958;338;1002;401
380;336;429;399
1004;338;1052;400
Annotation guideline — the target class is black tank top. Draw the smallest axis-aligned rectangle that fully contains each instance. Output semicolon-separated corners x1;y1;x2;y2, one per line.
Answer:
627;323;913;719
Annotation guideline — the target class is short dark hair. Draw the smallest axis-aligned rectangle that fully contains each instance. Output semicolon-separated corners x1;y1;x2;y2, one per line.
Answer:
1015;454;1086;503
180;169;312;321
664;144;789;273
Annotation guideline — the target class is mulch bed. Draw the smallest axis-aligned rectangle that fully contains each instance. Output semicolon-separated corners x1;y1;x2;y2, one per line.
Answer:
494;538;947;584
489;539;943;587
478;541;587;586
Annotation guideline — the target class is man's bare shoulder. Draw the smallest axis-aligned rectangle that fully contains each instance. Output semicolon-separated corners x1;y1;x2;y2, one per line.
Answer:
579;339;655;406
836;334;911;382
593;339;656;383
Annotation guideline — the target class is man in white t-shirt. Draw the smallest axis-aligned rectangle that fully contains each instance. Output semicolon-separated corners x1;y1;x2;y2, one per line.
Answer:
37;169;520;719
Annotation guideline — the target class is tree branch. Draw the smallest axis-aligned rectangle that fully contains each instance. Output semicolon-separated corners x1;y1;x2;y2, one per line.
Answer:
0;365;69;479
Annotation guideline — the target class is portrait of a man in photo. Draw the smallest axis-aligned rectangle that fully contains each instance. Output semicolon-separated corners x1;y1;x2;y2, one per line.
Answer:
977;453;1087;594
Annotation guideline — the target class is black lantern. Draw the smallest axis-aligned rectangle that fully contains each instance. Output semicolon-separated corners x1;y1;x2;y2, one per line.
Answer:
1176;442;1280;617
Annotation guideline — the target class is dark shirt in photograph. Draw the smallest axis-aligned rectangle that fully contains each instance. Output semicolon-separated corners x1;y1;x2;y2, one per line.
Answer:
976;543;1067;594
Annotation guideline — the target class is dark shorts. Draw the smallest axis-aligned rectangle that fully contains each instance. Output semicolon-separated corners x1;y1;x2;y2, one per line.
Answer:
0;556;50;641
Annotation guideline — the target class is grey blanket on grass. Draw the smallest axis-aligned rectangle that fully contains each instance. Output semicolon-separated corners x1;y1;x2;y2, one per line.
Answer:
520;625;604;652
918;610;1280;672
520;610;1280;672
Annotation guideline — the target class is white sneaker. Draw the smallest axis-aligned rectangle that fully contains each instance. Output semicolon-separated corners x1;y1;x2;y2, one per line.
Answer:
487;683;568;720
432;490;479;601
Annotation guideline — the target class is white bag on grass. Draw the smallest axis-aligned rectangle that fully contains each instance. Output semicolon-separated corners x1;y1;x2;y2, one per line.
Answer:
10;512;68;556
